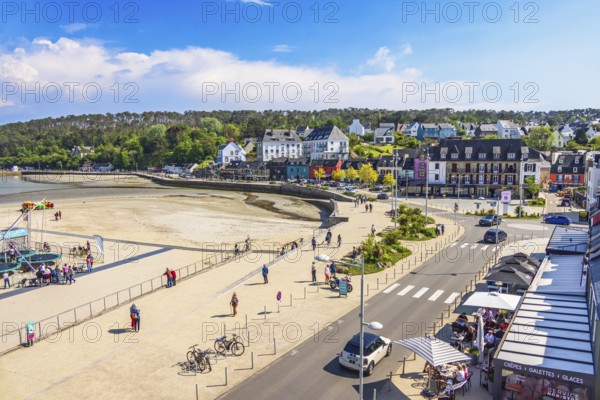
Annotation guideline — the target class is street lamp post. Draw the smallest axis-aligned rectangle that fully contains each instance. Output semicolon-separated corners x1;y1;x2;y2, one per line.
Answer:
488;200;501;264
519;156;526;218
393;151;397;229
314;253;382;400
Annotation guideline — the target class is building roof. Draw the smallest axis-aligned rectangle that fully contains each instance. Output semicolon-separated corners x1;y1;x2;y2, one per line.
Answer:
260;129;301;143
421;123;438;130
286;157;310;166
218;142;243;151
545;226;589;255
429;139;543;162
311;159;341;167
304;126;348;141
550;152;585;174
497;120;521;129
438;123;455;130
477;124;498;133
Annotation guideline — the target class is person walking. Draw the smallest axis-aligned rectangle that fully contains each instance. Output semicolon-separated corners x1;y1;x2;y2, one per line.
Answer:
369;203;373;212
325;229;332;246
371;224;376;236
365;204;368;212
3;271;10;289
311;261;317;282
324;264;331;283
311;237;317;251
262;264;269;284
337;234;342;247
441;224;445;235
67;265;76;284
330;261;337;278
58;210;62;220
86;240;91;253
164;268;173;288
130;303;140;331
230;292;239;317
86;253;93;273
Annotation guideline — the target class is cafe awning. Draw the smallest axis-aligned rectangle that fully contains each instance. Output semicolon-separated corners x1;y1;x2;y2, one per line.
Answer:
462;291;522;311
394;336;470;367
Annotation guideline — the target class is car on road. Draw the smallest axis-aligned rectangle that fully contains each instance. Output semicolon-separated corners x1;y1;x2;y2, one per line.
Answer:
483;229;507;243
544;215;571;225
479;214;502;226
338;332;392;376
377;192;389;200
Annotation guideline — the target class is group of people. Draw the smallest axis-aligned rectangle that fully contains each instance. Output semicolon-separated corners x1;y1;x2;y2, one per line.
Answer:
54;210;62;221
450;308;510;355
435;224;446;236
234;236;252;256
30;263;78;286
163;268;177;288
353;196;370;207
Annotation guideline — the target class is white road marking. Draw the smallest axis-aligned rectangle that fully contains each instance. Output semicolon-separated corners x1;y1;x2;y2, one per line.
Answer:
481;245;489;251
428;290;444;301
448;243;458;247
444;292;460;304
383;283;401;294
290;350;298;356
413;287;429;298
460;243;469;248
397;285;415;296
470;244;478;249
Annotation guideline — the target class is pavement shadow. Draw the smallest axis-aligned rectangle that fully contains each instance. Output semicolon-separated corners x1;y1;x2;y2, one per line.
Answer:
211;314;232;318
108;328;131;334
245;283;266;286
352;378;398;400
322;357;357;378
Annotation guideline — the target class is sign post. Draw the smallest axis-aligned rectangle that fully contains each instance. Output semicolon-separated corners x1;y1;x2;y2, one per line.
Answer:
339;279;348;297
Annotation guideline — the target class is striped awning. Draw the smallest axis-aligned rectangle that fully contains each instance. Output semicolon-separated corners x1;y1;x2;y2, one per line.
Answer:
394;336;470;367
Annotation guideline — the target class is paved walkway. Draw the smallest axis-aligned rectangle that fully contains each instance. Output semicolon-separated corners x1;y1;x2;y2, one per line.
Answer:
0;200;464;400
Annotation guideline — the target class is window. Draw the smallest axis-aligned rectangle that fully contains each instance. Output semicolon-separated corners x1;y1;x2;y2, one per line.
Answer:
230;151;234;155
435;163;439;169
558;167;562;173
508;153;515;159
451;153;458;159
493;153;500;159
478;175;484;184
479;165;485;173
557;175;563;181
441;153;446;159
419;171;425;178
492;175;499;184
507;176;514;184
574;175;580;183
451;175;457;184
435;174;439;181
573;167;578;173
479;153;486;159
464;175;470;184
492;164;499;173
466;152;472;159
559;158;563;164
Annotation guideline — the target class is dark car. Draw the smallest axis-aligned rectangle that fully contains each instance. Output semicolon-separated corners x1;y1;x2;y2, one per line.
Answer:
377;192;389;200
479;214;501;226
483;229;507;243
544;215;571;225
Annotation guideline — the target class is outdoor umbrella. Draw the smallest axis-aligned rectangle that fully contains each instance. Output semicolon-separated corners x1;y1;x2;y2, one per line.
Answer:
476;315;485;365
394;335;470;367
463;291;522;311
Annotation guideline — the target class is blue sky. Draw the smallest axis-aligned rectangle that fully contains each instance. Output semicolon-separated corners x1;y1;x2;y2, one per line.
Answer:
1;0;599;123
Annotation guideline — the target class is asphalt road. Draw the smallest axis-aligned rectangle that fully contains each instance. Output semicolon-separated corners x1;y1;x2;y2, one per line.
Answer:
220;209;547;400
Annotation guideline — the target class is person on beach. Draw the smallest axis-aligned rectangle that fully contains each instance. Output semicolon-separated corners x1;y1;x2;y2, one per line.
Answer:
337;234;342;247
171;269;177;286
58;210;62;220
164;268;173;288
365;204;368;212
311;261;317;282
86;240;91;252
371;224;376;236
441;224;445;235
86;253;93;273
262;264;269;284
324;264;331;283
3;271;10;289
311;237;317;251
369;203;373;212
130;303;140;331
230;292;239;317
67;265;76;284
325;229;332;246
234;243;240;256
330;261;337;278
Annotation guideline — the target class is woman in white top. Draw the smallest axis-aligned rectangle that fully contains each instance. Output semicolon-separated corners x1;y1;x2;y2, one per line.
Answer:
454;364;466;382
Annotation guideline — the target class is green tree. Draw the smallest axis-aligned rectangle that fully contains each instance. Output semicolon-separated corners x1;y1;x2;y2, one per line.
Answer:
199;117;223;134
346;166;359;182
223;123;241;140
525;126;555;151
332;169;346;182
574;130;589;145
589;136;600;150
566;141;586;150
524;176;540;198
314;167;326;182
358;163;378;185
382;172;396;187
483;135;500;140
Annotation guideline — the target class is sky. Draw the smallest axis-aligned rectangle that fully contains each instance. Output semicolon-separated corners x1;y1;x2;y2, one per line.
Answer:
0;0;599;123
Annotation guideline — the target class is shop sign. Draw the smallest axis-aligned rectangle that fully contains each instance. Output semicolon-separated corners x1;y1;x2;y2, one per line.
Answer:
544;387;577;400
501;361;589;386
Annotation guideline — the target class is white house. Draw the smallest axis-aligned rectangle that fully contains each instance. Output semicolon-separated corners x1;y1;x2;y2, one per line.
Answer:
586;152;600;211
553;125;574;148
70;146;94;158
348;119;365;136
405;122;421;138
497;120;522;139
217;142;246;165
257;129;302;161
373;123;396;144
302;126;349;160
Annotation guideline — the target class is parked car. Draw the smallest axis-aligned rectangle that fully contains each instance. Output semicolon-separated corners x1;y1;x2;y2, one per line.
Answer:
479;214;502;226
377;192;389;200
338;332;392;376
483;229;507;243
544;215;571;225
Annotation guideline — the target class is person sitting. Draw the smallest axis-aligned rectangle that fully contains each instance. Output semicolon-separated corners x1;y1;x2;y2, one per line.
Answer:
484;330;496;350
484;319;497;331
494;328;505;345
454;364;466;383
452;340;463;352
463;326;475;345
483;308;493;321
457;313;469;324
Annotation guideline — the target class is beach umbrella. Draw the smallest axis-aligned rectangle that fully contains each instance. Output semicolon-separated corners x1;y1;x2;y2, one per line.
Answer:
463;291;522;311
476;315;485;365
394;335;470;367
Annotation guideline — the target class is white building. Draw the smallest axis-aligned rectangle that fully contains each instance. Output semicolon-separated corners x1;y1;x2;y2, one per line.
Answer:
302;126;349;160
405;122;421;138
373;123;396;144
348;119;365;136
586;152;600;211
497;120;522;139
217;142;246;165
257;129;302;162
428;159;446;184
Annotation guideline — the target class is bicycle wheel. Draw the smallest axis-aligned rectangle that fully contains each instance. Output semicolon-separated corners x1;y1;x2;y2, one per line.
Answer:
187;351;197;364
231;341;245;356
197;357;207;372
215;341;227;355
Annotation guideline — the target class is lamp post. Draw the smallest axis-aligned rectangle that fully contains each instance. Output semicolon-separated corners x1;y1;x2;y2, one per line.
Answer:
488;200;500;264
314;253;382;400
519;156;526;218
393;151;397;229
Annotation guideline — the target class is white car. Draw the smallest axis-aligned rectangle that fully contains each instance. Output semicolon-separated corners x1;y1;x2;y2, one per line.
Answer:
338;332;392;376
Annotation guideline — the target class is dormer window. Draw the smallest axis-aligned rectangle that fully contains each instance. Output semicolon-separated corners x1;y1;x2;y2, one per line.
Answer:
573;167;578;173
558;158;564;164
508;153;516;159
466;152;472;159
558;167;562;173
479;153;486;159
451;153;458;159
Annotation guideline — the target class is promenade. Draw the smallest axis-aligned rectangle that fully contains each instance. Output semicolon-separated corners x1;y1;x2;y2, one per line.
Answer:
0;200;463;400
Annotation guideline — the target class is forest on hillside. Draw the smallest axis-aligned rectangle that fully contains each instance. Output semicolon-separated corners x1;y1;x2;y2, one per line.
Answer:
1;108;599;170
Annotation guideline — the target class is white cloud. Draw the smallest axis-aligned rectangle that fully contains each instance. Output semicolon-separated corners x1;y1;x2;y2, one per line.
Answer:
272;44;292;53
401;43;413;55
0;37;549;123
240;0;272;6
60;23;87;34
367;46;396;73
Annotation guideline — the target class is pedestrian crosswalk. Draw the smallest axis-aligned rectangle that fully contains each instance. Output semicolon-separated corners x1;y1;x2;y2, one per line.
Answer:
444;242;499;252
384;283;460;304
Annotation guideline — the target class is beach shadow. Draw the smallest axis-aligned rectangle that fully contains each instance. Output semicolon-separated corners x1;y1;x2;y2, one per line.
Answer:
245;282;266;286
294;280;313;283
211;314;232;318
108;328;132;334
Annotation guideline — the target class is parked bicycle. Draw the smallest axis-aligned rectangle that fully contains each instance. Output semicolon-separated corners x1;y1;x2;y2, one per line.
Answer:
187;344;212;372
214;334;245;356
